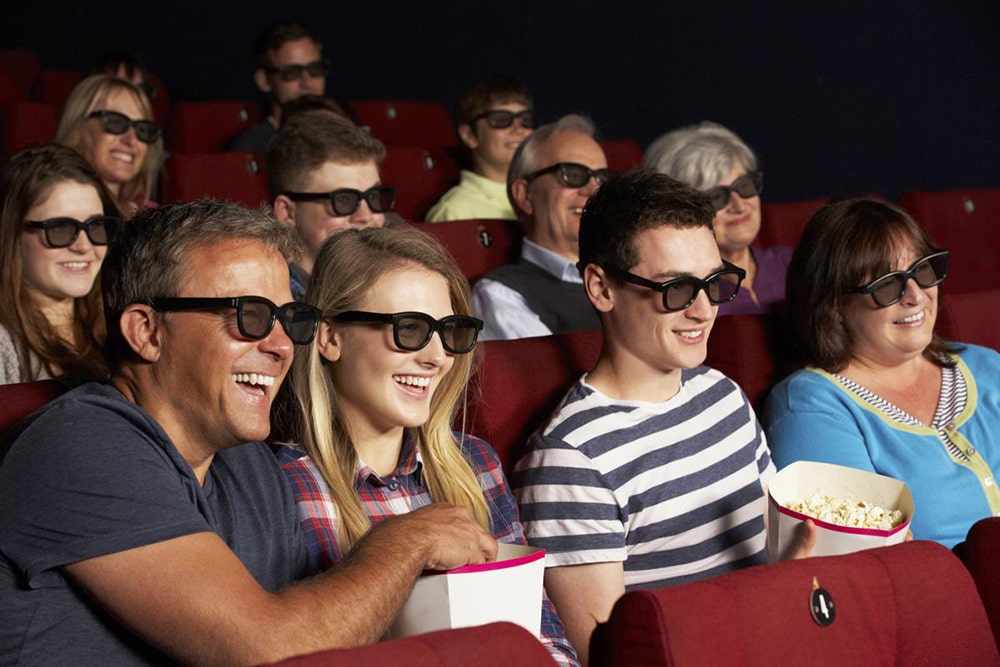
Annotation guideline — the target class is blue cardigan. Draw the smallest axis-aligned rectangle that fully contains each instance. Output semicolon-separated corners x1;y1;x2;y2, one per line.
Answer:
764;344;1000;548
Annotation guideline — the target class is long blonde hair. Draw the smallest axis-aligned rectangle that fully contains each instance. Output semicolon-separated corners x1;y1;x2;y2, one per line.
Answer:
55;74;162;213
291;226;488;551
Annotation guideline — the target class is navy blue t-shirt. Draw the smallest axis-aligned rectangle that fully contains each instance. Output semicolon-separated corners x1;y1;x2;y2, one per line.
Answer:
0;383;312;665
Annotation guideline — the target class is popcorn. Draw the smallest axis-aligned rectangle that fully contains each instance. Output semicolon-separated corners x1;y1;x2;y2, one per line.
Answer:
789;493;904;531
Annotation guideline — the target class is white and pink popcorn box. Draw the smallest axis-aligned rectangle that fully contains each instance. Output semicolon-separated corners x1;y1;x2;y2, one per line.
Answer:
387;542;545;639
767;460;914;559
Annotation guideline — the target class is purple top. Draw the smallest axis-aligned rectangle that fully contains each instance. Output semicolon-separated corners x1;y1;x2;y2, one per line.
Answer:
719;245;794;316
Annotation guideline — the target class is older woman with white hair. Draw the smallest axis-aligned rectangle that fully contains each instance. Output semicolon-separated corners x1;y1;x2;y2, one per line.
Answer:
645;121;790;315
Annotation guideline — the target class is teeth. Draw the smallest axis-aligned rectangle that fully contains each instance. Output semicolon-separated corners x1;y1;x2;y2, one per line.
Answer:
678;331;702;339
231;373;275;387
61;262;88;270
111;151;134;163
394;375;431;388
570;207;585;214
895;311;925;324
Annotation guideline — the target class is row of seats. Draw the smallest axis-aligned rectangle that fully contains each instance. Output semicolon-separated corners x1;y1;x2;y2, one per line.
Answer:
0;49;169;123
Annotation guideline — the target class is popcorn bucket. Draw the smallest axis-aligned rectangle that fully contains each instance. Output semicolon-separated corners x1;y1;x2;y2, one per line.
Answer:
387;542;545;639
767;460;913;558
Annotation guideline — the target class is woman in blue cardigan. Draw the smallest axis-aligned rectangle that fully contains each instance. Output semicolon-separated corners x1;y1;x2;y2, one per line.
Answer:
764;197;1000;548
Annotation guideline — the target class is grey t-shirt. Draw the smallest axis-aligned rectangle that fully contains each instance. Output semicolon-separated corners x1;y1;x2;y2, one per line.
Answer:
0;383;311;665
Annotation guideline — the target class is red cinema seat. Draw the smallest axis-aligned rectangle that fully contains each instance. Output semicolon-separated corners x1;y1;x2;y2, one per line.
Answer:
899;188;1000;295
0;69;22;106
0;48;41;100
264;622;555;667
705;313;793;412
0;100;58;158
0;380;65;440
31;69;83;110
936;288;1000;352
758;196;830;248
600;139;644;172
954;517;1000;654
167;100;261;153
411;219;521;283
468;330;602;475
591;541;1000;667
352;100;457;148
380;145;458;220
144;71;170;123
161;152;269;207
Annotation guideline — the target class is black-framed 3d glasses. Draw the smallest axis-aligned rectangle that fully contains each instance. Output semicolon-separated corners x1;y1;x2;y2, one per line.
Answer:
704;170;764;211
524;162;614;189
150;296;321;345
87;110;161;144
25;215;122;248
331;311;484;354
844;250;950;308
472;109;536;130
602;262;746;311
266;59;329;82
282;186;397;217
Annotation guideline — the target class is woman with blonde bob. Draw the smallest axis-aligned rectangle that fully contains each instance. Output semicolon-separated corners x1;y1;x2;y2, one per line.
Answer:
55;74;162;214
0;144;120;385
275;225;577;665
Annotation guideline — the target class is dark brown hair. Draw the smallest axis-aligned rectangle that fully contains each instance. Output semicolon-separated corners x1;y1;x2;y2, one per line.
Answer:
787;197;958;371
579;168;715;272
0;144;119;383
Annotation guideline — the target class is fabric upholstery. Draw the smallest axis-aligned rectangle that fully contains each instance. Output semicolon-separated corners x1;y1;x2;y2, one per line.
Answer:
591;541;999;667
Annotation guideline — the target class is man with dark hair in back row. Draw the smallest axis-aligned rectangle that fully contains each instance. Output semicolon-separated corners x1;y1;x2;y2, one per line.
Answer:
227;20;328;152
0;200;495;664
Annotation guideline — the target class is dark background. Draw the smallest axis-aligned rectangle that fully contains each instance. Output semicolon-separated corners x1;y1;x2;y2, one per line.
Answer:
3;1;997;202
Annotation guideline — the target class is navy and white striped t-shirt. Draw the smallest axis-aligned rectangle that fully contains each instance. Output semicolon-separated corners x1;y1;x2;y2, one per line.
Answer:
512;365;775;590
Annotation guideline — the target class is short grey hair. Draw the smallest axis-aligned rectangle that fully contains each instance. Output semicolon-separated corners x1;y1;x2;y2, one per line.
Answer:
644;121;757;191
507;113;597;188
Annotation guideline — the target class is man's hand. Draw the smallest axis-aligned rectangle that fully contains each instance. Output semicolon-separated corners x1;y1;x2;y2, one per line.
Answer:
362;503;498;570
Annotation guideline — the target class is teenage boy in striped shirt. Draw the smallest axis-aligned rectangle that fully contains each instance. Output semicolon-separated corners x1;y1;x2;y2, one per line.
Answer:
512;169;815;664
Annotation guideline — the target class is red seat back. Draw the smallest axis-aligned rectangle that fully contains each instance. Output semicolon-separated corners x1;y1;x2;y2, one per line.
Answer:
899;188;1000;294
705;313;793;412
467;330;603;475
591;541;1000;667
955;517;1000;654
0;380;65;438
599;139;644;172
31;69;83;110
0;48;41;99
380;145;458;220
0;100;58;158
937;289;1000;352
265;622;554;666
352;100;456;148
166;100;261;153
411;219;521;283
0;69;22;106
161;152;269;207
758;196;831;247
